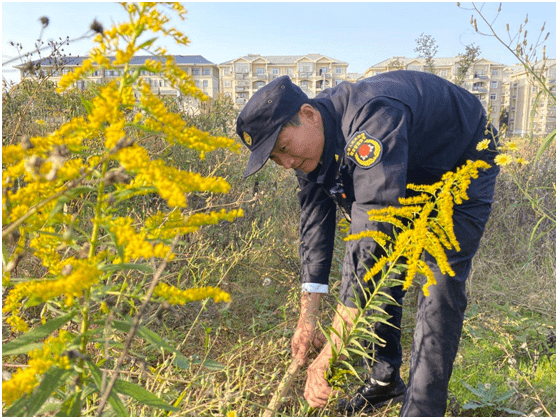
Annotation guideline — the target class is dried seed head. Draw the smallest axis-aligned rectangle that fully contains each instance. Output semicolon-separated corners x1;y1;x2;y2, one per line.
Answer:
77;242;90;259
45;167;58;182
6;254;21;273
61;264;73;276
52;144;70;158
25;155;44;175
104;167;132;185
39;16;49;28
20;135;34;150
90;19;104;35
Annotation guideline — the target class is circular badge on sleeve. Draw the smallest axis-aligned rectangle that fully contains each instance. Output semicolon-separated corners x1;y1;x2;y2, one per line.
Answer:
344;131;383;168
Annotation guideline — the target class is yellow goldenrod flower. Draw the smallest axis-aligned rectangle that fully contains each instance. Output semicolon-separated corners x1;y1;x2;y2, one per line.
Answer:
494;154;513;166
2;331;73;406
154;283;231;305
349;159;490;294
476;139;491;151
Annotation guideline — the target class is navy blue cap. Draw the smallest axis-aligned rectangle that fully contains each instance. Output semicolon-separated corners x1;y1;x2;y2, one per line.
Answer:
236;76;308;178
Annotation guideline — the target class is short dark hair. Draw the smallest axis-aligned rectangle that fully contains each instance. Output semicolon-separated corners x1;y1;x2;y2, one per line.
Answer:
283;104;317;128
284;111;301;128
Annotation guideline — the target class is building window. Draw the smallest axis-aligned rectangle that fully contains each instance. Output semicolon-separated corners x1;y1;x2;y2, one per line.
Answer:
192;68;200;76
203;67;210;75
491;81;498;88
224;80;231;87
256;68;264;75
490;94;497;101
336;67;343;74
491;69;499;76
203;80;208;87
272;68;279;75
319;67;328;75
256;81;265;89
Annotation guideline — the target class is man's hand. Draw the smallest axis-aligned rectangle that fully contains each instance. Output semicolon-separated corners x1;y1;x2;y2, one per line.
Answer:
303;347;334;408
302;303;359;409
292;292;326;364
291;321;327;364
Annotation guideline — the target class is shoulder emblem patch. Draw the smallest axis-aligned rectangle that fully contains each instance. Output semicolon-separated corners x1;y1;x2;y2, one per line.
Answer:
243;131;252;146
345;131;383;169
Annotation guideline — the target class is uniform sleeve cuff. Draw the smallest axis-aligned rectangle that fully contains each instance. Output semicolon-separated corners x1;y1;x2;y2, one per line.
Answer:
301;283;329;294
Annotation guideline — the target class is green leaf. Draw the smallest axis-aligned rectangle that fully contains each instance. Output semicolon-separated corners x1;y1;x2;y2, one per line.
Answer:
108;320;194;370
113;378;178;411
100;262;153;274
535;129;556;162
4;367;69;417
137;37;158;50
55;391;83;417
86;360;128;416
2;312;75;356
79;94;94;115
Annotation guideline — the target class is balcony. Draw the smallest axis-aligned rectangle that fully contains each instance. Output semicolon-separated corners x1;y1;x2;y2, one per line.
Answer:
474;74;488;80
235;86;248;92
472;87;488;93
298;72;313;79
235;73;249;80
253;73;269;80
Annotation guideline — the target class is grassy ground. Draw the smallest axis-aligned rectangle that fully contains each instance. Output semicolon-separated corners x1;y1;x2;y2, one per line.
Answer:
2;127;555;416
106;137;555;417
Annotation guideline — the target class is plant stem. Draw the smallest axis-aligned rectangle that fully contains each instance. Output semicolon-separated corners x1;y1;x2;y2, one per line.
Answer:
95;233;180;416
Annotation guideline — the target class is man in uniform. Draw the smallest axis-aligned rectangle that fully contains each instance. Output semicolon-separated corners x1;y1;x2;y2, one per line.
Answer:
236;71;499;416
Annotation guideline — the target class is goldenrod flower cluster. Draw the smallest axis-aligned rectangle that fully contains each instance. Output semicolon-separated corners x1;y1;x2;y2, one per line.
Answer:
346;160;491;296
2;330;73;406
145;208;245;239
154;283;231;305
3;258;103;331
109;216;174;262
2;3;244;409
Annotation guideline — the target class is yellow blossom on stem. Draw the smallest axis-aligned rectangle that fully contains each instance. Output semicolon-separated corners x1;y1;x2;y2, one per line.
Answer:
349;159;491;295
154;283;231;305
2;330;73;406
476;139;491;151
495;154;514;166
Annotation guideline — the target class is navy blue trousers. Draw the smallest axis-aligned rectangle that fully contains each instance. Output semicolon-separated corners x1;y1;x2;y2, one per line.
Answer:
367;160;499;416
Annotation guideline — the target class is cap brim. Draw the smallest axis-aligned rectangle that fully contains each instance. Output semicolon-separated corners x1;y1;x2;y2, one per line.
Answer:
243;124;283;178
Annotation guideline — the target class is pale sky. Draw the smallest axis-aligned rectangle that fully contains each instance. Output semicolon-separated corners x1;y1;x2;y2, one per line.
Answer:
2;1;556;84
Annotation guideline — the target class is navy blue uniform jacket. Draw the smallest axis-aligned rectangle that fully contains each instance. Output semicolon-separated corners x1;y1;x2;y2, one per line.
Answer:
295;70;488;307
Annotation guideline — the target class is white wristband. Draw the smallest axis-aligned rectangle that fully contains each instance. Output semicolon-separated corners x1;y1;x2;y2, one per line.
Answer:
301;283;329;294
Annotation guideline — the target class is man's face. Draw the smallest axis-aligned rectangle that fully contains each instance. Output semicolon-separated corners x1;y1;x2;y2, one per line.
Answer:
269;105;325;173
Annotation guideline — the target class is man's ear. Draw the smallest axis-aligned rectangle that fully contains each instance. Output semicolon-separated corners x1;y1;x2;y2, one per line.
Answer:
299;104;321;126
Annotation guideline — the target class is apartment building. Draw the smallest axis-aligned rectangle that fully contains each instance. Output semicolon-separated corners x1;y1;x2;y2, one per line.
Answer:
504;60;556;137
365;57;506;127
217;54;350;107
15;55;220;110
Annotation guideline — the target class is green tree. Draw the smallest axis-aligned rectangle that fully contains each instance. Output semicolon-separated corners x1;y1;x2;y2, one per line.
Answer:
414;33;438;73
454;43;482;86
